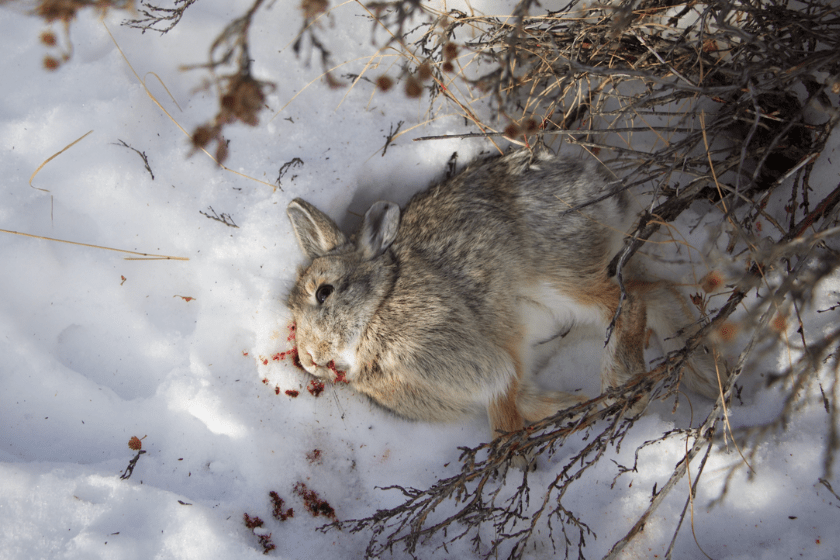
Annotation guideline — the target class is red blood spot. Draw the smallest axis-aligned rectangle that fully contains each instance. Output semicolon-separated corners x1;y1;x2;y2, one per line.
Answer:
261;378;269;385
307;379;325;397
306;449;322;464
243;513;264;530
262;358;268;366
272;353;281;361
269;491;294;521
327;360;349;383
274;386;280;395
284;389;299;398
242;351;249;356
291;349;304;371
243;513;276;553
293;482;335;519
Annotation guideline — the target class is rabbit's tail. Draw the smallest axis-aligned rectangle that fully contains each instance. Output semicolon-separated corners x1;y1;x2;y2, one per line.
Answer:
642;283;725;400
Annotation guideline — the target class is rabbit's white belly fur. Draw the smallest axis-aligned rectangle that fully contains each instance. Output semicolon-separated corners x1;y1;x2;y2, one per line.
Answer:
519;281;606;349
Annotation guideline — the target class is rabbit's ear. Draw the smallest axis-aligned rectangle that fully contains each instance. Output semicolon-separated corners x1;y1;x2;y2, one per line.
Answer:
359;201;400;260
287;198;348;259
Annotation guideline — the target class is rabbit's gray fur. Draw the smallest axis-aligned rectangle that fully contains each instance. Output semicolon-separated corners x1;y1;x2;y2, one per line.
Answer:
286;150;719;439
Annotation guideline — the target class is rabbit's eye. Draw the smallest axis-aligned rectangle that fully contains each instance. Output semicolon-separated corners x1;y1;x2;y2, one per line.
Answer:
315;284;334;304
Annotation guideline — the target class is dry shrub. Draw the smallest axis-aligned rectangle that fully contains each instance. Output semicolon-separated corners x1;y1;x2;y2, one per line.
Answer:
22;0;831;556
305;1;840;557
118;0;840;557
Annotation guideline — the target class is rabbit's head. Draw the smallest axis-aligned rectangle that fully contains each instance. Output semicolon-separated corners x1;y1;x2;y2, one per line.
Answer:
286;198;400;383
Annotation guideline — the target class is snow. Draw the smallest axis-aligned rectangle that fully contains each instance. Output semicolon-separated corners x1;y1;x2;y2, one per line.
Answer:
0;1;838;559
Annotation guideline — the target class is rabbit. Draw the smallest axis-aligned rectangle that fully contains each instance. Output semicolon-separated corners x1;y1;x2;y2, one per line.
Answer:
285;149;720;445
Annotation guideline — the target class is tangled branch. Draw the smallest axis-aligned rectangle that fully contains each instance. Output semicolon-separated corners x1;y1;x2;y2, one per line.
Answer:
103;0;839;556
311;0;840;557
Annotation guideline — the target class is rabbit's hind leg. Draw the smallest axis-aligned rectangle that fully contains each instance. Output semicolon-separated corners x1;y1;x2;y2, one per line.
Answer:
597;284;651;415
556;278;650;412
487;331;544;470
487;373;532;470
488;336;526;438
488;378;525;438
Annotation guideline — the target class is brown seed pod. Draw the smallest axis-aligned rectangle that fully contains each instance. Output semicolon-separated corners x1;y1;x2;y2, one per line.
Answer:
771;313;787;332
405;75;423;98
40;31;57;46
443;42;458;61
524;118;540;133
417;61;433;81
43;56;60;71
191;125;215;149
700;270;724;293
300;0;329;20
35;2;78;24
376;75;394;92
503;123;521;139
714;321;739;343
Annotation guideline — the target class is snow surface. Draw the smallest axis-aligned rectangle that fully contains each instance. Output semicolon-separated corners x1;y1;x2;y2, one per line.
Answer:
0;2;838;559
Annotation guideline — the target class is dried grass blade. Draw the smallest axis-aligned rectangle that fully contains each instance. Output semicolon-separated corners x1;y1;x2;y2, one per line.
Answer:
0;228;189;261
29;130;94;192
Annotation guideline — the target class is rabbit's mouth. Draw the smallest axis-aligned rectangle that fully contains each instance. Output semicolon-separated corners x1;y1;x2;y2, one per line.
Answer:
299;352;351;384
324;360;350;383
297;351;322;375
